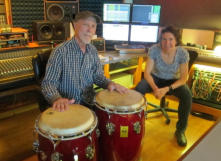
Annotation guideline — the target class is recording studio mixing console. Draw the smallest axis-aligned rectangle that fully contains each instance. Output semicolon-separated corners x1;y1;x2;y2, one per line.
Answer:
0;46;51;91
183;46;221;64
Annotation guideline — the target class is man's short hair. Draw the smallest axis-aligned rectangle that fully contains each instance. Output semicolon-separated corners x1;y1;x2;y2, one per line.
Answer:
74;11;101;24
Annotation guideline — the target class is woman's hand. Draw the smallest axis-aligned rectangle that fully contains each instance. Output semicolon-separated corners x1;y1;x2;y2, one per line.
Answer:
52;98;75;112
153;87;169;100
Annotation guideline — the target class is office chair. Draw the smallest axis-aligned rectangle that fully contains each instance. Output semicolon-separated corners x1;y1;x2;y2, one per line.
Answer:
147;50;198;124
32;49;52;112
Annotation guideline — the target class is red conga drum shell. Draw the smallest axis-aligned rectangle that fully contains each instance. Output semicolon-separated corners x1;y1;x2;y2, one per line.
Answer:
34;104;98;161
95;89;146;161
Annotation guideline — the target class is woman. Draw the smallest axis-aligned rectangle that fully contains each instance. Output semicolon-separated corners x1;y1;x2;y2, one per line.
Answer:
135;26;192;146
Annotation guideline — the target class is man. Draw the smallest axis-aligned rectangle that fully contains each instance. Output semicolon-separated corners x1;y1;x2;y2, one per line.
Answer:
41;11;127;112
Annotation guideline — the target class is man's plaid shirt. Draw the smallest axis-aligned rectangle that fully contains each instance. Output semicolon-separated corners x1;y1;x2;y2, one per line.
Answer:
41;37;110;105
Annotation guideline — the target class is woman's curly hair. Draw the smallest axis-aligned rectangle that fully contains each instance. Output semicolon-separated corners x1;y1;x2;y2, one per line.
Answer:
159;26;182;46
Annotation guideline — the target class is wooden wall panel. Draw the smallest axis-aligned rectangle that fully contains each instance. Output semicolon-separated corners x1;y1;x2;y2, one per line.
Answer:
134;0;221;30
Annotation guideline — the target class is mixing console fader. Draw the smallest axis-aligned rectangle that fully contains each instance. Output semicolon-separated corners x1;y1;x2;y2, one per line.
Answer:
0;56;33;84
0;46;52;90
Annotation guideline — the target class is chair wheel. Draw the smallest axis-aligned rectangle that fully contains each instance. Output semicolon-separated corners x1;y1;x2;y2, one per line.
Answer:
166;119;170;124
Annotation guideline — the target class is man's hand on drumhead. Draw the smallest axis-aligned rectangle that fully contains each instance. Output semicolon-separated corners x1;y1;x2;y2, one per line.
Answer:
107;82;128;94
52;98;75;112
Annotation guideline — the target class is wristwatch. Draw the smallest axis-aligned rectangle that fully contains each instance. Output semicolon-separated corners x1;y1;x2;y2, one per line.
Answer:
169;85;173;93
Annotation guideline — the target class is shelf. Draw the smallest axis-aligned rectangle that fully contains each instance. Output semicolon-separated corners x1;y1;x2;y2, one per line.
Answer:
109;65;138;75
0;29;28;35
108;57;138;75
111;72;134;88
0;32;25;36
0;45;29;51
0;37;26;41
0;28;28;49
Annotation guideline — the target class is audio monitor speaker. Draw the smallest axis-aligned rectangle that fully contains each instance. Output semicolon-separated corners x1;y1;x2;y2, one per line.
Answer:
32;20;70;42
45;1;79;22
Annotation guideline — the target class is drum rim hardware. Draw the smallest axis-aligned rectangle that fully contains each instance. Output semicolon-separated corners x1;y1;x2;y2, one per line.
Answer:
94;89;146;112
34;111;98;141
106;122;116;136
94;100;146;113
95;128;100;138
85;145;95;160
73;154;78;161
133;121;141;134
40;151;47;161
94;94;147;114
32;139;40;152
32;140;48;161
94;101;146;115
51;151;63;161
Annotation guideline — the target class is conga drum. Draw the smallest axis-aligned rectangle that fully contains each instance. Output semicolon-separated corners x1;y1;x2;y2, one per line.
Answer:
95;89;146;161
33;104;99;161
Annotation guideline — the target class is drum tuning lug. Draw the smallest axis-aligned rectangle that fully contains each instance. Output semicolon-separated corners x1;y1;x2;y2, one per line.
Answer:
51;152;63;161
33;140;48;161
72;148;79;161
39;151;47;161
85;145;95;160
108;114;111;119
88;136;92;143
33;128;38;139
96;128;100;138
32;140;39;152
138;112;142;118
106;122;115;135
73;154;79;161
144;111;148;120
133;121;141;134
72;147;79;154
51;140;61;150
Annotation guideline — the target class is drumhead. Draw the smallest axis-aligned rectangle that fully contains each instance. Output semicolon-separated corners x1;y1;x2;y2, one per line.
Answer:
38;104;95;136
95;89;145;112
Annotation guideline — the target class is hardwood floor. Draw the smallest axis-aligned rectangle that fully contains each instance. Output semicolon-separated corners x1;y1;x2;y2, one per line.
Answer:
0;104;40;161
140;94;216;161
141;112;215;161
0;96;217;161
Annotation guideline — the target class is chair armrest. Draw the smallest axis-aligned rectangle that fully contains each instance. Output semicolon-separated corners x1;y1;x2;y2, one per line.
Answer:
32;49;52;84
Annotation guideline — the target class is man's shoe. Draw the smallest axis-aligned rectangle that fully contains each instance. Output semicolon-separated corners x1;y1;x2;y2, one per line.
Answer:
175;130;187;146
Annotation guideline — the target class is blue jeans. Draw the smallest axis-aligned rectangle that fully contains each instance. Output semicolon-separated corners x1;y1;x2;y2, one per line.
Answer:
135;75;192;132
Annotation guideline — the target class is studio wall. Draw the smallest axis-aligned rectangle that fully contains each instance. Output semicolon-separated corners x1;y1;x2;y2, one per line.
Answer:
134;0;221;31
